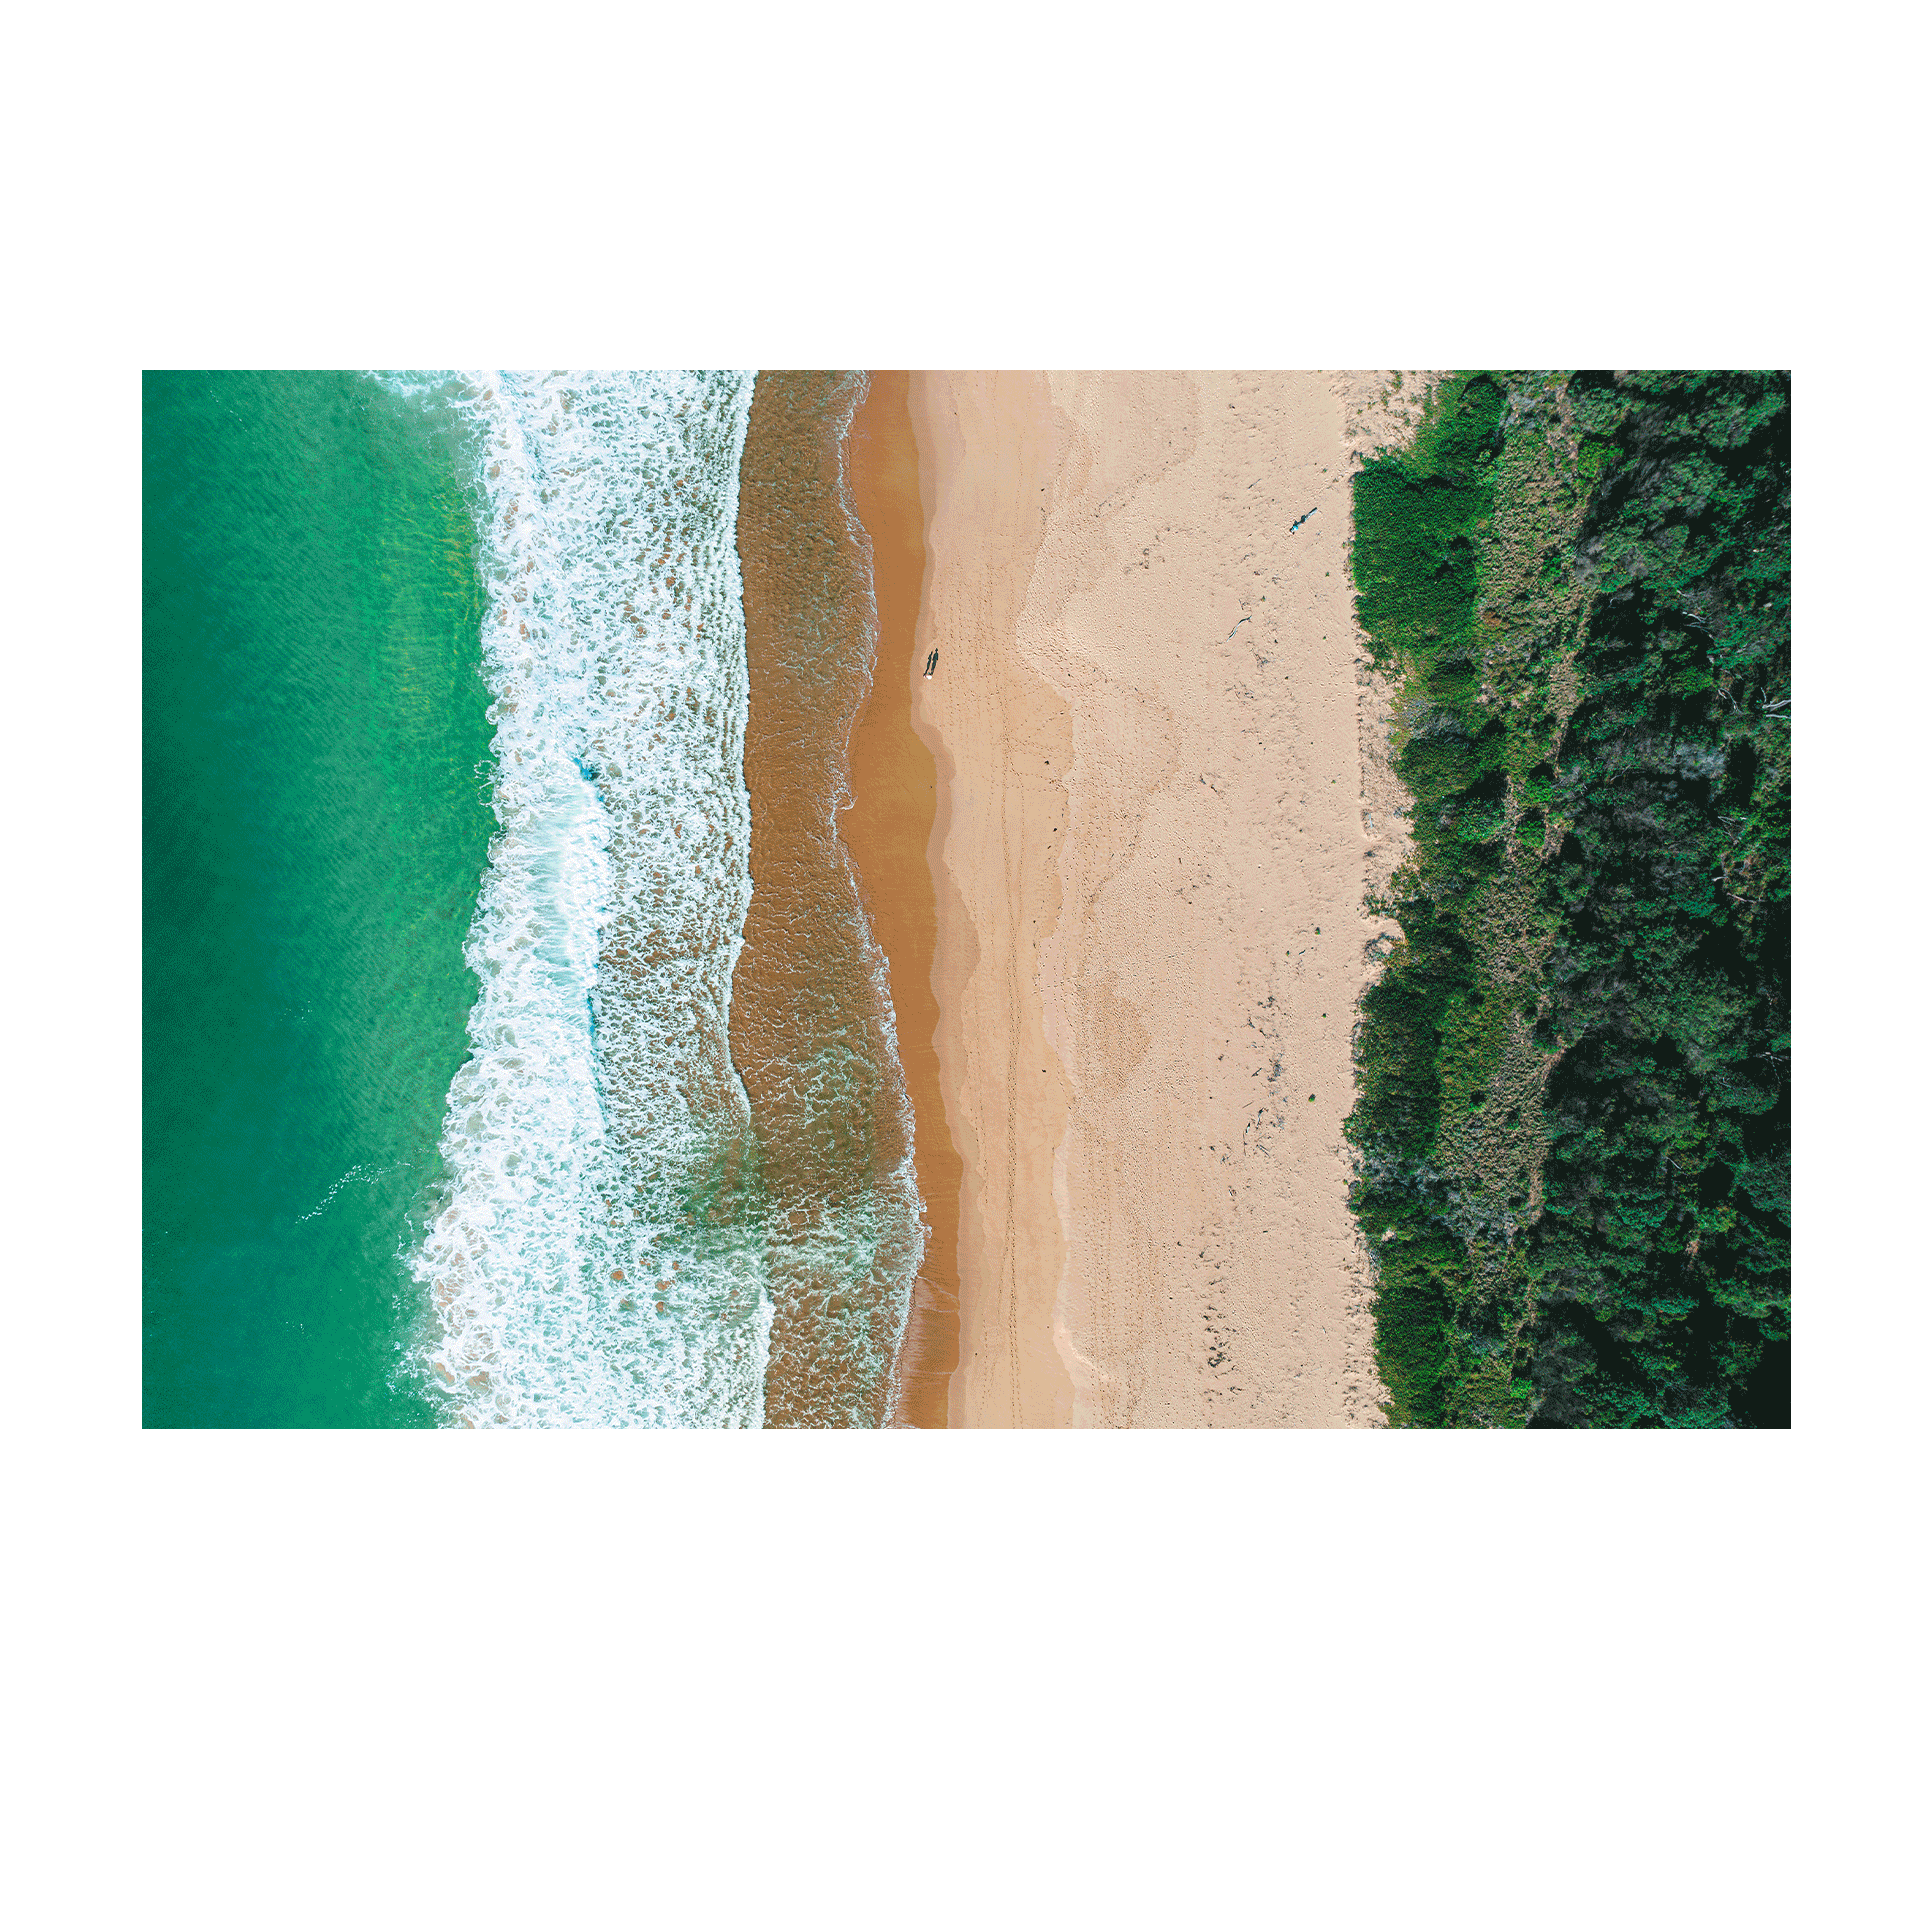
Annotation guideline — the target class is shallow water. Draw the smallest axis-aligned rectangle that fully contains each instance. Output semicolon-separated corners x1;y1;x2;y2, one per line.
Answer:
732;371;924;1427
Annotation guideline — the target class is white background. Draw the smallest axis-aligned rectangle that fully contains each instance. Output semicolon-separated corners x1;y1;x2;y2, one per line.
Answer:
3;2;1906;1915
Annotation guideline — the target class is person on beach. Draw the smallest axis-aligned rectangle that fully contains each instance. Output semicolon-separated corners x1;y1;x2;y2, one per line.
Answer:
1288;506;1319;535
924;648;939;677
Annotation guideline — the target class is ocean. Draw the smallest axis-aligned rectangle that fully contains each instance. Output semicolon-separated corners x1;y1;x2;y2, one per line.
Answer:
144;371;493;1426
144;370;923;1427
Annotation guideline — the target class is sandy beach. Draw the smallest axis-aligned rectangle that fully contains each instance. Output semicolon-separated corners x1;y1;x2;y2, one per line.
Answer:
881;372;1407;1427
843;374;963;1428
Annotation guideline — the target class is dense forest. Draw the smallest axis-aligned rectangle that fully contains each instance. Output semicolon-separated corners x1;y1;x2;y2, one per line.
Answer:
1346;371;1789;1427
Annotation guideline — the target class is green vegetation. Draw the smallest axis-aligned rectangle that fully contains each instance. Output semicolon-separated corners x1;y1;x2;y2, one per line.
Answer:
1346;372;1789;1428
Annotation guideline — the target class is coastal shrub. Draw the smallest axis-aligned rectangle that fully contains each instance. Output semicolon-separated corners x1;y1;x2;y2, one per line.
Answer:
1350;374;1503;669
1372;1276;1455;1427
1399;722;1507;801
1347;370;1790;1428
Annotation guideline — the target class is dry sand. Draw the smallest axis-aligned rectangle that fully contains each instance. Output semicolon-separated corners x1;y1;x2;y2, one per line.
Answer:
894;372;1412;1427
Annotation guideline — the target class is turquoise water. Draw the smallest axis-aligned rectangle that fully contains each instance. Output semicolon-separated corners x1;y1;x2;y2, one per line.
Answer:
147;370;922;1427
143;371;495;1426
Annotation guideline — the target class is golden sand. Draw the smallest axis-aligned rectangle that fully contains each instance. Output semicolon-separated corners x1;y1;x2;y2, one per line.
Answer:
843;374;964;1428
904;373;1399;1427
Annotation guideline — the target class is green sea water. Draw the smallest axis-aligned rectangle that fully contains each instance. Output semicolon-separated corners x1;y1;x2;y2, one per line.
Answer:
144;371;495;1427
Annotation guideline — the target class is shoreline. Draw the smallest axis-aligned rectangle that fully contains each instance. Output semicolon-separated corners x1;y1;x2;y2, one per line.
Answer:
842;375;963;1428
731;371;922;1428
907;373;1395;1427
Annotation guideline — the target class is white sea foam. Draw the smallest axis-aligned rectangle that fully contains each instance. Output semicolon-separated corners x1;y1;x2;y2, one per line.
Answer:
296;1161;409;1226
404;370;770;1427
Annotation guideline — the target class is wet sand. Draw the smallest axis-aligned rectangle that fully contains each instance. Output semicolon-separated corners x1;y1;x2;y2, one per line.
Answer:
842;375;964;1428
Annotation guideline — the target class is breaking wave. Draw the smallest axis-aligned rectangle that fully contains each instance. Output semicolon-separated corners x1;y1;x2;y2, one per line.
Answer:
402;370;771;1426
